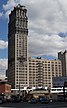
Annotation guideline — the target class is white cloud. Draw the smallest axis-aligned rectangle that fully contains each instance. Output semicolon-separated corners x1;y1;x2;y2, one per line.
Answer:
28;34;67;57
3;0;16;11
0;59;8;76
0;12;3;17
0;40;8;49
1;0;67;57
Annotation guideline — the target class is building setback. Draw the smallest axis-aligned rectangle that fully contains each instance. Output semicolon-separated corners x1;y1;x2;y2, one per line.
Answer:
7;4;62;89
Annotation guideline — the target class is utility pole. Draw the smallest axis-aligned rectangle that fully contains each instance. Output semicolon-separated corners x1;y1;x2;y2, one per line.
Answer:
63;86;65;101
19;82;20;96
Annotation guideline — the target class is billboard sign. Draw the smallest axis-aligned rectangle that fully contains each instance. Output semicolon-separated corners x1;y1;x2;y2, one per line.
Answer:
52;77;67;87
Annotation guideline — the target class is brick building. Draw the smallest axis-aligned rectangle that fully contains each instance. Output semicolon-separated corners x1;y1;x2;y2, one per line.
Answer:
0;82;11;94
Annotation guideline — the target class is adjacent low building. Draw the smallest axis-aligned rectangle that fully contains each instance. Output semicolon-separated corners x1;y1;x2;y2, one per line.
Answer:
0;82;11;94
29;88;49;99
29;57;62;88
0;76;11;95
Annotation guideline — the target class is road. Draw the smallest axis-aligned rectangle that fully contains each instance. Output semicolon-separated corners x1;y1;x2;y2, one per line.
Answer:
0;101;67;108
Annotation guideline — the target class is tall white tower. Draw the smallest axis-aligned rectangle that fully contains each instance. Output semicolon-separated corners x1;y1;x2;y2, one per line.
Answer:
8;4;29;89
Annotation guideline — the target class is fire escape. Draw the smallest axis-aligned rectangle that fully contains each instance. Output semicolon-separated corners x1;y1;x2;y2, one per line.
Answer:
37;62;44;87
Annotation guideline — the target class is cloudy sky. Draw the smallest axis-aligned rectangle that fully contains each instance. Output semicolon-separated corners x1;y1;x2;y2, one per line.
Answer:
0;0;67;76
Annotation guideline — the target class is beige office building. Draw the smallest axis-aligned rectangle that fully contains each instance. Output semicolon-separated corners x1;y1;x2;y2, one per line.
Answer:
7;4;62;89
29;57;62;88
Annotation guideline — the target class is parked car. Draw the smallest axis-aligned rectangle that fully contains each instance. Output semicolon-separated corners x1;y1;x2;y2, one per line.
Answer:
39;97;49;103
49;98;53;102
0;97;3;104
22;97;28;102
10;95;22;103
30;98;38;103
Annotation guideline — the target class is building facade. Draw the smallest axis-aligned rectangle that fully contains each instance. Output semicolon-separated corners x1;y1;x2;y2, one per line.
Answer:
58;50;67;76
29;57;62;88
8;4;29;89
7;4;62;89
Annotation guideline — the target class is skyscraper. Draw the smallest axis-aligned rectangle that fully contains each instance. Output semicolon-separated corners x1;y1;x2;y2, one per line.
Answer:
8;4;29;89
